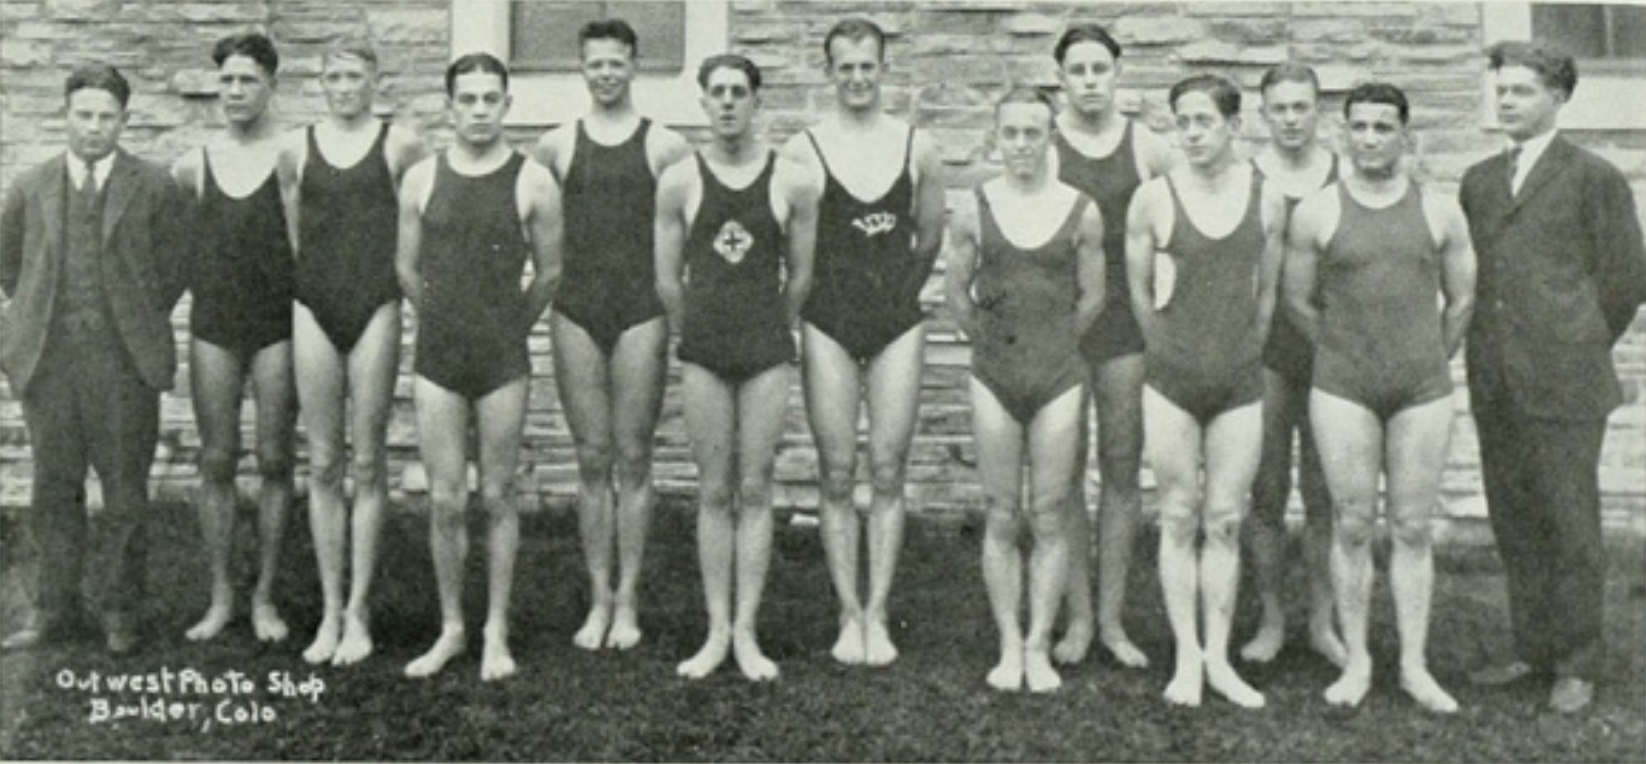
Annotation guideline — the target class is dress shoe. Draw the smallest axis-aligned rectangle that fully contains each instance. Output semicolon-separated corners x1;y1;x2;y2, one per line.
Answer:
1;627;44;652
1470;660;1535;686
1549;677;1594;714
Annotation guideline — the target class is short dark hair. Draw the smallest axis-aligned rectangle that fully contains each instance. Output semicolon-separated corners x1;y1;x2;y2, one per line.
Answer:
579;18;639;59
1054;23;1122;65
1169;73;1241;118
212;32;279;76
1259;63;1320;99
445;52;510;96
1487;40;1578;98
697;53;761;93
823;18;886;65
1343;81;1410;125
64;64;131;109
995;85;1058;119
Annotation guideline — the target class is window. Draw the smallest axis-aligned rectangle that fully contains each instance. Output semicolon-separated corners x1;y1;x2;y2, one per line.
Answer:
1482;3;1646;130
451;0;728;127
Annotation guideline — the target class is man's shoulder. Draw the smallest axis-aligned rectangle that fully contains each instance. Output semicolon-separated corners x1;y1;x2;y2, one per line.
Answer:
10;154;65;192
1555;137;1627;182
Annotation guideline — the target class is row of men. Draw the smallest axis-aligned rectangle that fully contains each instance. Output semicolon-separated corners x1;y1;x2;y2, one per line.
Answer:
1;20;1640;715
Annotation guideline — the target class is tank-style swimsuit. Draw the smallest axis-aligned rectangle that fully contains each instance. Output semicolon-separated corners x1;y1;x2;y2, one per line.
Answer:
971;189;1091;426
190;150;294;357
800;127;925;365
676;153;795;383
554;118;667;355
295;122;400;353
1055;122;1148;364
1313;181;1452;420
412;152;532;399
1144;172;1266;425
1259;154;1339;382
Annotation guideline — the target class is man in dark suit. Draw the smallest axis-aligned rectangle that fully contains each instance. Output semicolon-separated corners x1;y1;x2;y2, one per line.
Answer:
1460;41;1646;714
0;65;188;654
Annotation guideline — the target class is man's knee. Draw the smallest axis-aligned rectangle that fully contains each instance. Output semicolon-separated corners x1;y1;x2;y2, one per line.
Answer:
982;496;1020;540
428;485;468;531
737;477;773;512
818;456;856;506
198;446;239;485
869;457;906;500
255;443;294;483
351;447;387;491
1028;491;1069;539
575;437;615;483
1158;501;1199;546
309;445;347;492
613;438;652;487
1388;503;1434;548
1334;501;1379;547
1201;501;1245;545
699;482;734;517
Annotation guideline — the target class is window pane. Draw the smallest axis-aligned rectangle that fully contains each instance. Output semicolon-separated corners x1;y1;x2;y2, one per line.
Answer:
1532;4;1607;57
510;1;685;74
1611;5;1646;58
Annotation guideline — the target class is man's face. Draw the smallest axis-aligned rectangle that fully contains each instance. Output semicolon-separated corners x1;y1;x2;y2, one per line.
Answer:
827;36;883;112
449;71;511;148
65;87;127;163
995;100;1054;179
1261;80;1320;151
1344;101;1406;176
1493;64;1564;142
1173;91;1238;168
700;66;758;140
581;37;635;107
218;54;274;126
1056;41;1119;118
320;55;375;119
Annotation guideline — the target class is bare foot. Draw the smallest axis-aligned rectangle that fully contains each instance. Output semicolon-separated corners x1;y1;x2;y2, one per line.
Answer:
251;601;289;643
1052;622;1093;665
1024;649;1062;693
1239;620;1285;664
1164;653;1204;707
302;616;341;665
185;603;233;642
863;617;898;668
986;647;1025;692
1323;661;1372;708
331;614;374;666
831;616;865;665
1206;659;1266;708
677;630;730;679
480;628;517;682
1308;623;1348;669
733;631;779;682
1102;629;1150;669
1400;666;1458;714
605;604;642;651
573;604;610;651
405;626;466;678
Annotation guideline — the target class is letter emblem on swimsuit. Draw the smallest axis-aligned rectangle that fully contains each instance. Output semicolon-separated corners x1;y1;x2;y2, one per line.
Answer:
714;219;754;264
852;211;898;238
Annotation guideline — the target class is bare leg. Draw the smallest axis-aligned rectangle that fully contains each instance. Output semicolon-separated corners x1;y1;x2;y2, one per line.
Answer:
1386;396;1459;713
1094;354;1148;668
678;365;736;679
405;378;471;679
476;377;528;682
1312;389;1381;708
607;318;668;650
248;341;295;643
294;307;347;663
334;304;401;666
1201;402;1265;708
1243;368;1299;663
862;326;924;667
1144;386;1205;707
801;325;866;665
729;365;792;682
552;314;617;651
186;339;245;642
1023;386;1086;693
971;378;1026;692
1297;422;1344;666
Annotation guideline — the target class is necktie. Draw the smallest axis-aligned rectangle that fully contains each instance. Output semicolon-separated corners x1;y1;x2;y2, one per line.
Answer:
80;159;99;199
1506;146;1521;196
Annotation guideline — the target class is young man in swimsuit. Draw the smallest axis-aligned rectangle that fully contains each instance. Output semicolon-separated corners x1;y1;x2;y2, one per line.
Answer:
945;88;1105;693
395;53;562;682
1242;62;1343;667
1048;24;1175;669
1127;74;1285;708
172;33;297;644
778;18;944;667
1287;83;1476;714
529;19;691;652
275;39;427;667
655;54;818;682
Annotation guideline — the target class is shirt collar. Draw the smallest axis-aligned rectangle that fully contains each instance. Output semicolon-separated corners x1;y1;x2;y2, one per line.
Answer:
68;152;115;191
1510;129;1557;172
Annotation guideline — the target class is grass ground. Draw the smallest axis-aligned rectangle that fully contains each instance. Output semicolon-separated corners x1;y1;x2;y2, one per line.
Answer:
0;500;1641;761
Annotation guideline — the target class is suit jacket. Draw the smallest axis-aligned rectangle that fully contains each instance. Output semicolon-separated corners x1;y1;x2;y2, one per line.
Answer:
0;149;189;394
1460;134;1646;422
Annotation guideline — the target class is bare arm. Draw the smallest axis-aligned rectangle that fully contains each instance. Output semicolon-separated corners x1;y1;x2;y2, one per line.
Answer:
942;195;982;339
1283;191;1330;346
1134;124;1179;180
1253;184;1288;349
394;160;432;308
386;124;430;185
275;129;304;257
778;159;820;327
1125;181;1166;344
653;161;692;332
518;162;564;334
1430;192;1477;358
152;169;191;310
1073;197;1107;335
648;125;693;178
908;132;948;301
528;126;567;180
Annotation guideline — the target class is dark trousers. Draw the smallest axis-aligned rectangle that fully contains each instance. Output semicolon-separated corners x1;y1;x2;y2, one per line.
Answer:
20;336;159;635
1472;399;1607;681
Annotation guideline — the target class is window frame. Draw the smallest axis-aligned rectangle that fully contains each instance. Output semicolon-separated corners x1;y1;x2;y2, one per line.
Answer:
1481;3;1646;131
450;0;728;127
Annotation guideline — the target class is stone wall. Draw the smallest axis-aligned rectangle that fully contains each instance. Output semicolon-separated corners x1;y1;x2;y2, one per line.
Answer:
1;1;1642;538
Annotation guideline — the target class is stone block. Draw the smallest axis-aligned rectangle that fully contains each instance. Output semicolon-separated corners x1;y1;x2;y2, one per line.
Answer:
1181;2;1288;17
1112;15;1203;46
40;0;122;21
1175;40;1288;66
1206;18;1288;45
1;38;52;67
367;8;447;45
170;67;220;97
1002;11;1063;37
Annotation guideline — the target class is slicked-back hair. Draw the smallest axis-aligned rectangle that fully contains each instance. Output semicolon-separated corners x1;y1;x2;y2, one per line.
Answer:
1487;40;1578;98
323;36;379;69
580;18;639;59
65;64;131;109
1054;23;1122;64
1343;81;1410;125
823;18;886;65
1260;63;1320;99
212;32;279;76
697;53;762;93
445;52;510;96
995;85;1058;121
1169;73;1241;118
